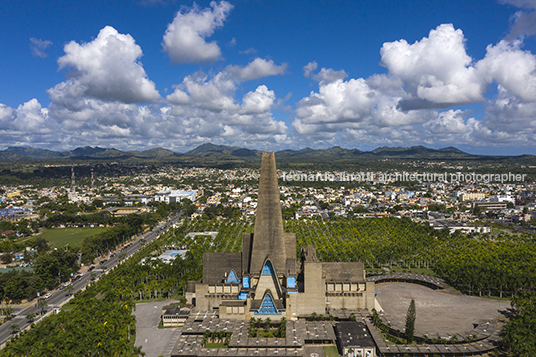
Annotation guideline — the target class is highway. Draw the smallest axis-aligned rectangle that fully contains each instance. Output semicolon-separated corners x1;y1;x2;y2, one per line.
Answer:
0;211;182;348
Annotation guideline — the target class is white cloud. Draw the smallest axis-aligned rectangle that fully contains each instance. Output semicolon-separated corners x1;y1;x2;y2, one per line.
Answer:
303;61;318;77
48;26;160;107
0;104;14;127
30;38;53;58
303;61;347;83
166;88;190;105
180;71;238;112
225;58;287;81
240;85;276;114
380;24;485;109
476;40;536;101
499;0;536;8
311;68;348;84
239;48;258;55
295;78;378;124
0;99;57;149
162;1;233;64
423;109;469;134
165;57;286;112
500;0;536;39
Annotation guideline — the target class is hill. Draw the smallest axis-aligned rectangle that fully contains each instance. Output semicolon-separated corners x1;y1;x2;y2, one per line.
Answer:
0;144;533;169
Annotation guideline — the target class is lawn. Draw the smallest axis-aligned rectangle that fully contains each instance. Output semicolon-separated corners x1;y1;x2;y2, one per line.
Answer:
35;227;109;248
323;345;341;357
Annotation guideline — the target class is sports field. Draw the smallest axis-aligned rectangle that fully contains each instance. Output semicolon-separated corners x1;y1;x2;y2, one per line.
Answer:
36;227;109;248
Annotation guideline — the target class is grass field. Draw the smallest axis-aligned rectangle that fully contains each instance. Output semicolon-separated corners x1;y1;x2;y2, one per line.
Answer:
35;227;109;248
323;345;341;357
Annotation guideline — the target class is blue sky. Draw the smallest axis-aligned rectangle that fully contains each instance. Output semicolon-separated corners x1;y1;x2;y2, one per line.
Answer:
1;0;536;155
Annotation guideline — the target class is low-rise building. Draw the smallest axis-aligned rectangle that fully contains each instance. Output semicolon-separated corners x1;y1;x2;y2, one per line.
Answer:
335;322;377;357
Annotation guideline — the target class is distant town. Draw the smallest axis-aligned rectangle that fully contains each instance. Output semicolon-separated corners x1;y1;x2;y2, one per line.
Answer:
2;161;534;236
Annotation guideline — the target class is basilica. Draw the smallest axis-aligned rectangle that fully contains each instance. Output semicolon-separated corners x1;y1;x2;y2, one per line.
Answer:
185;151;375;320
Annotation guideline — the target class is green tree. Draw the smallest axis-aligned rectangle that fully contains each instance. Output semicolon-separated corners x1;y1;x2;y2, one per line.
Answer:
1;253;13;264
25;312;36;322
8;322;19;334
66;283;75;297
37;298;47;315
405;299;416;343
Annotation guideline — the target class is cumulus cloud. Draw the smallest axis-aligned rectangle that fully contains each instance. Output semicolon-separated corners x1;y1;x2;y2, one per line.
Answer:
423;109;469;134
303;61;347;83
162;1;233;64
239;48;258;55
380;24;486;109
296;78;377;124
0;99;57;149
48;26;160;107
240;85;276;114
225;58;287;81
500;0;536;39
476;86;536;142
476;40;536;101
292;24;536;149
165;57;286;112
303;61;318;77
180;71;238;112
30;38;53;58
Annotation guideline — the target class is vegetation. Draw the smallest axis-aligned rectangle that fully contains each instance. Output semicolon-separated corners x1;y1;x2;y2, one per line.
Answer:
1;211;534;354
501;291;536;357
404;299;416;343
36;227;109;249
248;317;286;338
202;330;232;348
0;249;78;302
322;345;341;357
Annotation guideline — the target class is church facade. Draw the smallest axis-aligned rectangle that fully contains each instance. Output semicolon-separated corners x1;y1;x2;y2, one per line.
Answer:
186;151;375;320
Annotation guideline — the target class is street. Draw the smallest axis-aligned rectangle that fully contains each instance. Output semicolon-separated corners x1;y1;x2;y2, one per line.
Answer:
0;212;182;348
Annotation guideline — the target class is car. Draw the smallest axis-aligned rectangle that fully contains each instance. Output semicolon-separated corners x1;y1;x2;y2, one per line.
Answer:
44;293;52;299
88;266;95;272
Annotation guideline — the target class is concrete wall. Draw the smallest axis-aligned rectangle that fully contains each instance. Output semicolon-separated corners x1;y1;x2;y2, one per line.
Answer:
289;261;325;317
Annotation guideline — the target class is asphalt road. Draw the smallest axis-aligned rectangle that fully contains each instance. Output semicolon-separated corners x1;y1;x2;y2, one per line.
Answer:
0;211;183;347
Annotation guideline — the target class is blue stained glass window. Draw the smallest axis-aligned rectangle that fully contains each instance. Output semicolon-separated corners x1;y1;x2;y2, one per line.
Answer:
255;293;281;315
226;270;240;284
243;277;250;288
262;260;274;275
287;277;295;288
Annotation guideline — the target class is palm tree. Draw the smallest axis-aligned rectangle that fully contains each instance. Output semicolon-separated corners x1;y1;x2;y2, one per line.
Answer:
8;322;20;334
66;283;75;297
38;298;47;315
26;312;36;322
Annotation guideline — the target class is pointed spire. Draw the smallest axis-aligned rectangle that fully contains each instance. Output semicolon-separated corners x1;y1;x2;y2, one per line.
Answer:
250;150;286;274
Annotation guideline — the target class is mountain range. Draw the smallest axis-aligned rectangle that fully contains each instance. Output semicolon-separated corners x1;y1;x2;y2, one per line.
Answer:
0;143;532;165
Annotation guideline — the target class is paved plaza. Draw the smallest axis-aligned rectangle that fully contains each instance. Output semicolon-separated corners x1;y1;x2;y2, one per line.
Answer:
375;283;511;337
134;301;182;357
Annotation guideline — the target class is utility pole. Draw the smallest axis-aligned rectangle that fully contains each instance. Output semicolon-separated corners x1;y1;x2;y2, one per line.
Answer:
71;166;75;193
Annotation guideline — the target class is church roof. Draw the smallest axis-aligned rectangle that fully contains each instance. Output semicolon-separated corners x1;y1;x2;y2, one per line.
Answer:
202;252;242;284
322;262;366;282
